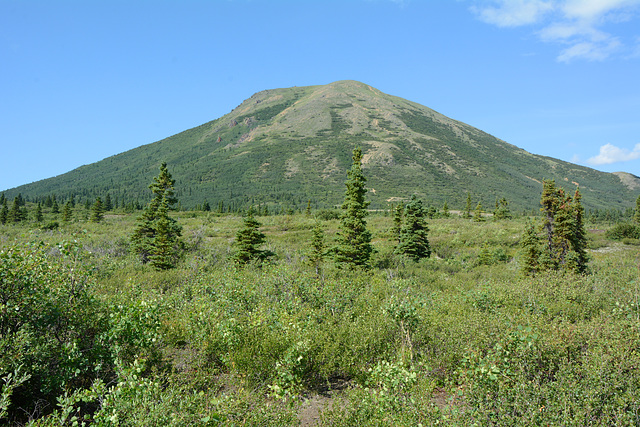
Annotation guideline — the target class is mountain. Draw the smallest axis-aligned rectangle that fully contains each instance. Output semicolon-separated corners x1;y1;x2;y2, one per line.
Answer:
4;80;639;211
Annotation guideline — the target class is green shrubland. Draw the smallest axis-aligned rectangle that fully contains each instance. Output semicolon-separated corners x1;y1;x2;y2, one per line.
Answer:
1;206;640;425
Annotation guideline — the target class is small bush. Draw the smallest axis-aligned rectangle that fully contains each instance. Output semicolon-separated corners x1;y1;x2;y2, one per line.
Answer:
605;222;640;240
42;221;59;230
316;209;341;220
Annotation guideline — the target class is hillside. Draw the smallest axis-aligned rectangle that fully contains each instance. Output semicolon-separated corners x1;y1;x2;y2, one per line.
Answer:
4;80;639;211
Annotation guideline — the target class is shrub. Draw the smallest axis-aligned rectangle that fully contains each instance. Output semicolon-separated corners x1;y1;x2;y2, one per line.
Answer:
605;222;640;240
316;209;341;220
0;243;111;423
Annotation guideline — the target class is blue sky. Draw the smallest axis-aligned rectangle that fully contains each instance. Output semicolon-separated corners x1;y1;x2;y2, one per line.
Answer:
1;0;640;191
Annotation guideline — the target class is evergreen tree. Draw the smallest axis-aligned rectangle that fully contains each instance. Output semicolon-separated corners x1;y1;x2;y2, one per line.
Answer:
20;204;29;222
35;202;44;223
520;220;541;276
391;203;404;244
567;188;589;274
62;200;73;223
202;200;211;212
493;197;512;220
131;202;157;263
476;242;493;266
522;180;589;275
634;195;640;224
0;198;8;224
395;195;431;261
0;192;4;206
232;206;273;265
442;201;450;218
9;197;22;223
473;201;485;222
463;192;472;219
334;147;373;268
305;199;312;217
104;193;113;211
51;196;59;214
131;162;183;268
90;197;104;223
540;180;564;268
148;197;183;270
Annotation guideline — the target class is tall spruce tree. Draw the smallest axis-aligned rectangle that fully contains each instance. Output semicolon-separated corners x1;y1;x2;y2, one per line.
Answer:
635;195;640;224
131;162;182;268
567;188;588;273
540;179;563;268
334;147;373;268
395;195;431;261
148;197;182;270
521;180;589;275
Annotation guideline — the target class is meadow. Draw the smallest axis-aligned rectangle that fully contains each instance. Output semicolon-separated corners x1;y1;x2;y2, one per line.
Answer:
2;208;640;426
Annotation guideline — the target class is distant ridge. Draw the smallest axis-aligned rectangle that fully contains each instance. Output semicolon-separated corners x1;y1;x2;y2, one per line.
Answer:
4;80;639;211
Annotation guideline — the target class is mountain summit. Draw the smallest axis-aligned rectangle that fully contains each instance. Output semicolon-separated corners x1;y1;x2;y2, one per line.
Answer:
6;80;639;211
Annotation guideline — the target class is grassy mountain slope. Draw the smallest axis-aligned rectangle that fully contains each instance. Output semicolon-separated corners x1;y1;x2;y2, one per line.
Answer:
5;80;639;211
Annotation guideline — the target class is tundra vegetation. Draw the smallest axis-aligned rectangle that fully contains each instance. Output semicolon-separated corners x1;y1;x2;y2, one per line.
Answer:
1;163;640;425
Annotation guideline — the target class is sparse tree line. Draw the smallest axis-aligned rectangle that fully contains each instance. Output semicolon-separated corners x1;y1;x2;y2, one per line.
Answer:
3;176;630;227
1;148;625;276
98;148;591;275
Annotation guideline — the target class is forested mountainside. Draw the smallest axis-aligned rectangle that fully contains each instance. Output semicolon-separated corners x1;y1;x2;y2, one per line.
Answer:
4;80;639;211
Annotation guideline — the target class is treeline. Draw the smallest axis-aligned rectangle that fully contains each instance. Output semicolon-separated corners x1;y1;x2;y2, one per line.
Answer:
3;189;637;227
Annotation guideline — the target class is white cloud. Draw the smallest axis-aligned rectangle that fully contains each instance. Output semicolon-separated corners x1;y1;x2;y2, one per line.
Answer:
471;0;640;61
557;38;621;61
474;0;554;27
587;143;640;165
562;0;639;21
